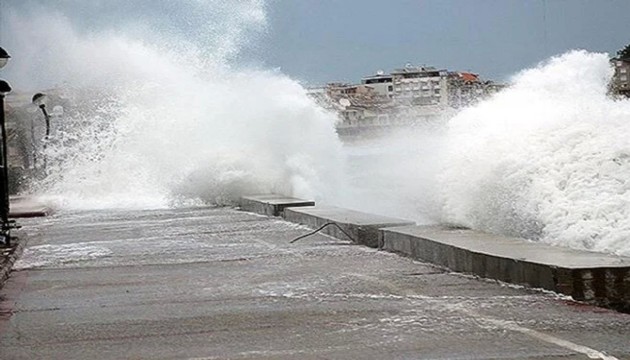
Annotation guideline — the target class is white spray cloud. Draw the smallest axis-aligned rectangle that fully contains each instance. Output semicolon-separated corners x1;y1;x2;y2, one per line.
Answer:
5;1;344;210
440;50;630;256
6;2;630;258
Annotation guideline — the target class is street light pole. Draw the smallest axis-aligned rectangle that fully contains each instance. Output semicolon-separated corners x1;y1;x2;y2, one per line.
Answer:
32;93;50;138
0;46;17;246
0;82;11;227
32;93;51;171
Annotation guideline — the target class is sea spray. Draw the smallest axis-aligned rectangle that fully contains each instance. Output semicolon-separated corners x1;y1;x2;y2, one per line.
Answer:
335;122;448;224
440;50;630;256
5;3;630;257
4;1;345;210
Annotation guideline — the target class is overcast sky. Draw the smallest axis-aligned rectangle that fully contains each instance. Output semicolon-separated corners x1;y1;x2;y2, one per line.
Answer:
259;0;630;85
2;0;630;87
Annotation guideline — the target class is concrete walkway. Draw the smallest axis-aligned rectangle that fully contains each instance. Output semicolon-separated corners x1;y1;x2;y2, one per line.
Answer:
0;207;629;359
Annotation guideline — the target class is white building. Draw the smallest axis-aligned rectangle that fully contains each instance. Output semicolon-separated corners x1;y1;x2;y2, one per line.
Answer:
612;57;630;97
309;64;504;133
361;72;394;98
389;65;449;107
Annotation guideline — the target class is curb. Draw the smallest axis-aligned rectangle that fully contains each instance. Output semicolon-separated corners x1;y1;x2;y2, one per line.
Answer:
381;225;630;313
240;195;314;217
284;206;414;248
239;194;413;247
0;233;26;289
239;194;630;312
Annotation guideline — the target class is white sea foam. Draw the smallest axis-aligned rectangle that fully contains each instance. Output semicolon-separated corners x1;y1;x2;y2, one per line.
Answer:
334;51;630;257
5;1;344;210
5;3;630;257
14;243;113;270
440;50;630;256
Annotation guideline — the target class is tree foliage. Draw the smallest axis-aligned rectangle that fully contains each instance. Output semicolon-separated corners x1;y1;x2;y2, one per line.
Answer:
617;44;630;60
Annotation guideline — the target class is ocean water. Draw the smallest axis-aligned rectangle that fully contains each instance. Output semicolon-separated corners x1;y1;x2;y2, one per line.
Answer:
4;2;630;256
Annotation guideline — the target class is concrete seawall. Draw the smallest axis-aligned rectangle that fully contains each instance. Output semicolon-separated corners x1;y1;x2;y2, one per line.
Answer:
381;225;630;312
239;194;630;312
240;195;314;217
283;206;414;248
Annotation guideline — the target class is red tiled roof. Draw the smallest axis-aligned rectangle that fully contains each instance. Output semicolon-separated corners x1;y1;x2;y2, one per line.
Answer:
459;72;479;82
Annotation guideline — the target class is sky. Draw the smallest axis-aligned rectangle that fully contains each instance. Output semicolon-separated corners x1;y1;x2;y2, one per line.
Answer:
1;0;630;87
260;0;630;85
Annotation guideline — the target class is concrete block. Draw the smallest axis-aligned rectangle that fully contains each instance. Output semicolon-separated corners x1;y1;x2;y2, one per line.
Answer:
283;206;414;248
9;196;52;218
381;225;630;312
239;194;315;217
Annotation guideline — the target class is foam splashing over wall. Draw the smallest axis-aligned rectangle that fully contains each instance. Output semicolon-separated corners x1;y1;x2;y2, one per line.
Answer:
4;1;344;210
4;3;630;257
440;50;630;256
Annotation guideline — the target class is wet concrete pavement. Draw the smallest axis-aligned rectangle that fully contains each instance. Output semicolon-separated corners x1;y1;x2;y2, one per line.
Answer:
0;207;629;359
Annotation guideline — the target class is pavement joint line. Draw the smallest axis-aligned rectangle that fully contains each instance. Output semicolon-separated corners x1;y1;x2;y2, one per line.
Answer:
350;271;619;360
254;281;621;358
447;305;619;360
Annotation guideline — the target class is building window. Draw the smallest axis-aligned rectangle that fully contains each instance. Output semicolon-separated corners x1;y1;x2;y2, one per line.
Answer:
622;75;628;81
621;68;627;74
388;85;393;91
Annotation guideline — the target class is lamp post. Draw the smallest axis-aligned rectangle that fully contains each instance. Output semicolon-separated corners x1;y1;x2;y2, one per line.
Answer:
32;93;51;170
0;46;16;246
32;93;50;138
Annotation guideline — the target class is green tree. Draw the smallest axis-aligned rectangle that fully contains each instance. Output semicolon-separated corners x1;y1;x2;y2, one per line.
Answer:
617;43;630;60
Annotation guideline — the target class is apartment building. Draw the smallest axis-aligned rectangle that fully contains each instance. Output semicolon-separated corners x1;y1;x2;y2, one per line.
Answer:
361;72;394;98
311;64;504;132
447;72;505;108
612;57;630;97
389;65;449;106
